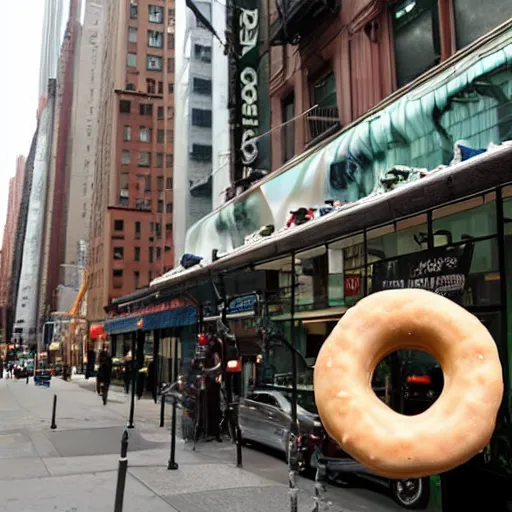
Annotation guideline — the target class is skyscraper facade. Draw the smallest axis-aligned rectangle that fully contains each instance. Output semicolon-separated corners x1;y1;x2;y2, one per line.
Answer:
87;0;176;320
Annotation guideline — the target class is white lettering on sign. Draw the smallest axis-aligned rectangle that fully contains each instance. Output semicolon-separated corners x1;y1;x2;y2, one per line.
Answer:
239;8;259;178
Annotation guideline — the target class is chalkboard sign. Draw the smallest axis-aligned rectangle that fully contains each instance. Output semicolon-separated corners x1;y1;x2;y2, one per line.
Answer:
372;243;474;304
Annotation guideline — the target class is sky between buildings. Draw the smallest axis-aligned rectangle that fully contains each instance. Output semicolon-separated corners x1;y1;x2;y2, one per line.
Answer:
0;1;45;246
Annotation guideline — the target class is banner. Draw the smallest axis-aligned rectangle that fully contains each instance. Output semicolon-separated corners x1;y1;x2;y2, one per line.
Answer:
372;243;474;304
232;0;269;183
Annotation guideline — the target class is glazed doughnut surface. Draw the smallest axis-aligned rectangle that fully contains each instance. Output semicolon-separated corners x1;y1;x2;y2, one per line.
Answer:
314;289;503;479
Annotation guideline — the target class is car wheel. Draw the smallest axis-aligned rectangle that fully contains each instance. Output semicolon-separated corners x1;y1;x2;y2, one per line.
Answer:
391;477;430;509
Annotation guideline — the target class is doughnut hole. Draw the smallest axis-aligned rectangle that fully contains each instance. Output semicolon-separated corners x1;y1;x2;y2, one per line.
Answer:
371;349;444;416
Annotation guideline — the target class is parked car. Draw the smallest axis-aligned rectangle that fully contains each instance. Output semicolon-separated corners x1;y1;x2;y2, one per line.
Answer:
239;389;323;471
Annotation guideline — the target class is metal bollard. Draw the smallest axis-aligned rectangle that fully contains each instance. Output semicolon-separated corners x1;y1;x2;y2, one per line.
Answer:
167;395;179;470
160;396;165;428
50;394;57;430
114;429;129;512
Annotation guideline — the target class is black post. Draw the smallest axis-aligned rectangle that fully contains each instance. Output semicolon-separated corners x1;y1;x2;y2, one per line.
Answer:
152;329;160;404
128;332;136;429
160;395;165;427
113;429;129;512
50;394;57;430
289;253;299;512
168;337;179;470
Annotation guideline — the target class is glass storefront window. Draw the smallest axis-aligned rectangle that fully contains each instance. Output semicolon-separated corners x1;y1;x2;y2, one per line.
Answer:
328;233;365;306
432;194;497;244
255;257;293;317
295;247;328;311
367;214;428;260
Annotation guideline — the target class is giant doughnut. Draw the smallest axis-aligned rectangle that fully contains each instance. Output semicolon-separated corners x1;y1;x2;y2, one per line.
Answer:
314;289;503;479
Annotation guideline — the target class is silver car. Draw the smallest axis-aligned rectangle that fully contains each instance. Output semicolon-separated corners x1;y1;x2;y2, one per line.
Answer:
239;389;322;456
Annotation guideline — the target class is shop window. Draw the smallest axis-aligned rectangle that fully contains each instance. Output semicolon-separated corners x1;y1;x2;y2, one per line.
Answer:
367;215;429;262
453;0;512;50
255;257;293;316
282;93;295;163
295;247;328;311
328;233;365;306
392;0;441;88
432;194;497;244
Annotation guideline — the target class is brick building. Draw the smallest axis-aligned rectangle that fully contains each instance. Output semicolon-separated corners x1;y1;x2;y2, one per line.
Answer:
268;0;512;169
87;0;176;320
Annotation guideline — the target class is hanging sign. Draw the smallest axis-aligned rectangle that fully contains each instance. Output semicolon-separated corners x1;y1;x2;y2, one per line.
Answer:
233;2;263;182
372;243;474;304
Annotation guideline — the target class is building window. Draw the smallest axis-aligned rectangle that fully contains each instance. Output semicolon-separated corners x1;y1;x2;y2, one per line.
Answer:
135;221;141;239
167;129;173;142
166;154;173;168
121;150;130;164
166;223;172;233
146;78;156;94
143;175;151;192
130;3;138;19
155;223;162;238
127;52;137;67
148;271;153;283
190;144;212;162
168;8;175;18
156;153;164;168
167;106;173;119
123;125;131;141
166;177;173;189
147;55;162;71
134;246;140;261
167;58;174;73
157;176;164;191
134;271;140;289
120;100;131;113
194;44;211;62
114;220;124;231
139;103;153;116
158;200;164;213
196;3;211;28
148;5;163;23
138;151;151;167
128;26;138;43
192;108;212;127
168;83;174;94
193;77;212;95
113;269;123;289
149;247;154;263
453;0;512;50
113;247;124;260
157;106;164;119
308;71;339;142
126;82;136;91
168;34;175;49
166;202;173;213
148;29;163;48
282;94;295;163
392;0;440;88
157;129;164;143
139;127;151;142
120;172;129;190
158;81;163;94
156;247;162;260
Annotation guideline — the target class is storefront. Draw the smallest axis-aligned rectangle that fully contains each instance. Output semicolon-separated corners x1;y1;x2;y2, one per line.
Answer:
144;142;512;510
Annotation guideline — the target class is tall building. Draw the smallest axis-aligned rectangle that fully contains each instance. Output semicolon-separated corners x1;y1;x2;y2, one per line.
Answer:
61;0;108;313
38;0;68;117
87;0;176;320
173;0;214;263
0;157;26;343
39;0;81;319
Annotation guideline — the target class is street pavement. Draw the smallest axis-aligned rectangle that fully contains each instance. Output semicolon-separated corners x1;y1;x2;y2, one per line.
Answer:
0;375;409;511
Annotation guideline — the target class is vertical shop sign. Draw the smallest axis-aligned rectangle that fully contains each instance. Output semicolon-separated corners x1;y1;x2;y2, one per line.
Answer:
233;0;262;182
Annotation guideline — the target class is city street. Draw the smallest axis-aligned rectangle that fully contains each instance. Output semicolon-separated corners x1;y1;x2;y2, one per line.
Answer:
0;375;410;512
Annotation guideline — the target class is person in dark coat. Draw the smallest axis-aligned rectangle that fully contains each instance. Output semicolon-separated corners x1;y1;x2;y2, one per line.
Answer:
96;349;112;394
123;355;133;393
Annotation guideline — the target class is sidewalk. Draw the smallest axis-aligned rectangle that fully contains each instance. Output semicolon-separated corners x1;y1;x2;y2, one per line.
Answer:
0;376;402;511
